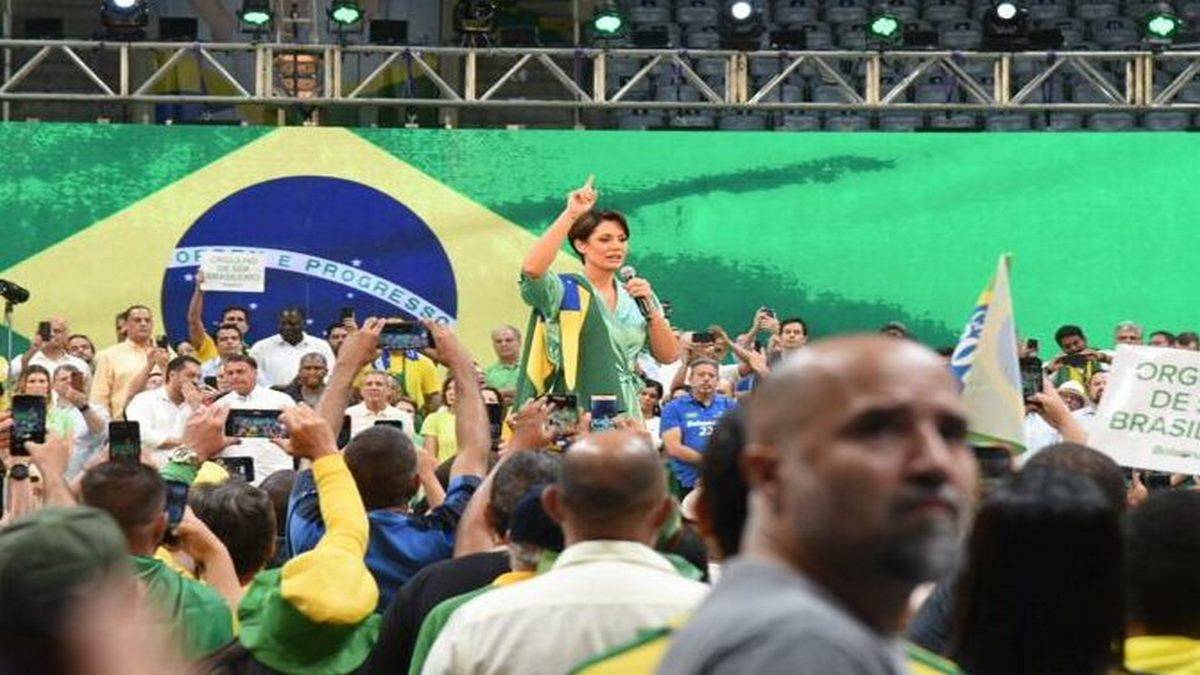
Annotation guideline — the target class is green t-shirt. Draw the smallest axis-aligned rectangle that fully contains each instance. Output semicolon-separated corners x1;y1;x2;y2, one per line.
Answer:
483;361;520;392
131;555;235;659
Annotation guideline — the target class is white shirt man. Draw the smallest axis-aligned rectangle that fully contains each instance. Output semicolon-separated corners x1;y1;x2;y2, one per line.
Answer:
10;317;90;379
125;356;203;463
247;309;335;387
214;355;296;485
345;371;414;438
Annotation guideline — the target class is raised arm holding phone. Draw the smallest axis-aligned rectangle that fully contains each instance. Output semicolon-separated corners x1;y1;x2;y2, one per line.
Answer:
516;175;678;420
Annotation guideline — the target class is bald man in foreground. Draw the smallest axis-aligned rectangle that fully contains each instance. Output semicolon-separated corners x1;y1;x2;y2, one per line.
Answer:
421;431;708;675
661;335;978;675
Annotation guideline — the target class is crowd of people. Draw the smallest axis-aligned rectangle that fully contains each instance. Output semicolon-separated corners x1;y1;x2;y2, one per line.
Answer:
2;189;1200;674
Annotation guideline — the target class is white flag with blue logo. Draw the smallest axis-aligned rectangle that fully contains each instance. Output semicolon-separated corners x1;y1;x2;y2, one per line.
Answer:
950;254;1026;452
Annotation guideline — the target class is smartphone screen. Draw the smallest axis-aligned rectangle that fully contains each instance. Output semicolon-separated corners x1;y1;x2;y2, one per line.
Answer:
224;409;286;438
691;331;715;344
340;307;355;321
37;321;51;342
164;480;189;531
590;395;619;432
374;420;406;431
486;402;504;441
1063;353;1090;368
203;376;219;389
1019;357;1043;400
760;306;775;318
1026;338;1039;352
547;393;579;432
156;335;169;349
109;421;141;463
380;321;434;351
218;457;255;483
9;395;46;456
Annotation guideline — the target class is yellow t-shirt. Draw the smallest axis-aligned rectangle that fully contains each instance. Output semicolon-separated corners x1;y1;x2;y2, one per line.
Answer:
354;353;441;410
196;333;218;363
1126;635;1200;674
419;408;458;463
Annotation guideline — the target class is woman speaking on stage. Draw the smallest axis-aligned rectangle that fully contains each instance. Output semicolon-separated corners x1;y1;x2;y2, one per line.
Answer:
515;176;679;420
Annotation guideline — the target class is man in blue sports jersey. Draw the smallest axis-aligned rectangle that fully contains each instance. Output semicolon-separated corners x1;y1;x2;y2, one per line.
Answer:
661;358;737;495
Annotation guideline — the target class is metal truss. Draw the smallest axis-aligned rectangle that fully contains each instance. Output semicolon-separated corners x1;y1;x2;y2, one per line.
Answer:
3;39;1200;112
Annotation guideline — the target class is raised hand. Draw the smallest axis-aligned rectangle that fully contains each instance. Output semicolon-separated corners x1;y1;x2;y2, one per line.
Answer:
565;175;598;217
278;405;336;461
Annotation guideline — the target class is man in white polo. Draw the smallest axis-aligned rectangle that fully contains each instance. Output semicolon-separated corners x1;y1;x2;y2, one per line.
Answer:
248;307;335;387
124;355;204;463
345;370;414;439
11;316;91;379
214;354;296;484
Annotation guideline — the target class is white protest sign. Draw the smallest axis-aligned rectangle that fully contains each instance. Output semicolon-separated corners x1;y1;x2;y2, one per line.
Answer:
199;251;266;293
1089;344;1200;474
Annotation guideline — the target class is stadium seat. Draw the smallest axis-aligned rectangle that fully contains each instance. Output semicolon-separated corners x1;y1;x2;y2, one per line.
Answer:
669;112;717;129
823;112;870;130
1089;18;1139;46
1143;111;1191;130
629;0;672;25
677;2;720;27
751;58;786;78
615;110;667;129
878;112;925;130
800;23;836;49
826;0;870;25
915;82;958;103
1124;2;1169;20
1043;113;1084;130
985;113;1034;131
813;83;856;103
1174;82;1200;103
922;0;969;24
1181;1;1200;22
1086;112;1136;130
685;27;722;48
1028;0;1070;22
776;113;823;130
836;25;870;48
940;20;983;49
1053;18;1086;45
774;0;820;24
1074;0;1120;20
927;112;978;129
718;113;770;129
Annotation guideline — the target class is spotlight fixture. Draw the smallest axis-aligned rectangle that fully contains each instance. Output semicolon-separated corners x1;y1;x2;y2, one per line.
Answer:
1143;9;1183;43
456;0;498;46
591;1;628;40
239;0;274;29
982;1;1030;50
868;12;903;44
329;0;364;27
100;0;149;30
718;0;765;49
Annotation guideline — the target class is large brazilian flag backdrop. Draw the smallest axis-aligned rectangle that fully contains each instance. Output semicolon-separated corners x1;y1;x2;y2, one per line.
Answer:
0;122;1195;360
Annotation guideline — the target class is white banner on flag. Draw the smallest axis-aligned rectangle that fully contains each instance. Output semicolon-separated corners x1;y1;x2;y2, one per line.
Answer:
1089;344;1200;474
199;251;266;293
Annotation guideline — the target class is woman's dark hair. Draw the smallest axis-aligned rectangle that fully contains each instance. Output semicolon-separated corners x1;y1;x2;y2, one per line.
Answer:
1124;490;1200;636
567;210;629;262
641;378;664;417
951;466;1125;675
699;407;748;560
18;364;51;393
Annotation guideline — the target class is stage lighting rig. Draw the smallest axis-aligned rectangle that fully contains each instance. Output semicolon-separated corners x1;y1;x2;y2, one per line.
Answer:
456;0;498;46
239;0;274;31
591;1;628;41
718;0;766;50
100;0;148;38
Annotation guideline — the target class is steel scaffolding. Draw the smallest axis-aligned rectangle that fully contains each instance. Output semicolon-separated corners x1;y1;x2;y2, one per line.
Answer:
2;40;1200;117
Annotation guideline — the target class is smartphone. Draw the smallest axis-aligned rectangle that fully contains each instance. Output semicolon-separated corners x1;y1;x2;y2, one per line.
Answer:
203;376;219;389
1026;338;1039;353
1144;471;1172;491
547;393;579;432
1019;356;1043;401
37;321;51;342
224;409;286;438
486;402;504;442
660;300;673;321
164;480;189;534
590;395;619;433
70;370;86;393
156;335;169;349
380;321;434;351
337;414;351;449
218;456;255;483
9;395;46;456
1063;353;1090;368
760;306;775;318
972;445;1012;489
692;331;715;344
109;421;141;463
340;307;355;322
374;420;406;432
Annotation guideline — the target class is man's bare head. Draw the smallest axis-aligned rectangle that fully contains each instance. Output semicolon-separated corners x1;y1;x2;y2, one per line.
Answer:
745;335;976;588
542;430;672;547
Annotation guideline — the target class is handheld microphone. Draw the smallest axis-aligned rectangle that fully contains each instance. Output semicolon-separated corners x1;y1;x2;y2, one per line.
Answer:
618;266;653;320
